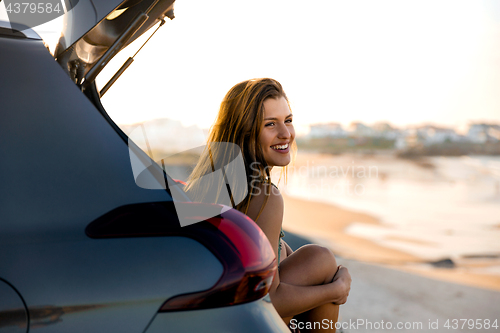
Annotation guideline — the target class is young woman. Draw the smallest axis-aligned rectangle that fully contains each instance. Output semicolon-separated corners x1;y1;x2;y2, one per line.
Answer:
186;78;351;332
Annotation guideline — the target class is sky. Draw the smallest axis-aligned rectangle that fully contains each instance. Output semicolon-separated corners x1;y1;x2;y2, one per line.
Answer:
10;0;500;135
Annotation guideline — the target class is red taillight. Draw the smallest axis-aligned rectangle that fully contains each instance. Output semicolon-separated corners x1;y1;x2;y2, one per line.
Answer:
160;205;277;311
209;210;275;270
85;201;277;311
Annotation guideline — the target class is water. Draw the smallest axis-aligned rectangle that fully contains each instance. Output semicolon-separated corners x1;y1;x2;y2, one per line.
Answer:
281;154;500;262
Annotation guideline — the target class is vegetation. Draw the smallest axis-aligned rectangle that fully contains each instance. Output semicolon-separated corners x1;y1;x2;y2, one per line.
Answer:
396;142;500;158
297;137;500;157
296;137;396;154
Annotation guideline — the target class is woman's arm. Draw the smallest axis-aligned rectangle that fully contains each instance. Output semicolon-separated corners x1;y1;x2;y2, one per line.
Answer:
246;185;350;318
272;274;349;317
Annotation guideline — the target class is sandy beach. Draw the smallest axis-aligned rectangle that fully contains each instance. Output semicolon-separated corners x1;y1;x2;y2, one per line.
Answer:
281;193;500;332
282;193;500;293
277;151;500;295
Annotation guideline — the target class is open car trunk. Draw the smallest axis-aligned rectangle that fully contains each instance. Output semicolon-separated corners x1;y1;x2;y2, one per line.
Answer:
54;0;175;92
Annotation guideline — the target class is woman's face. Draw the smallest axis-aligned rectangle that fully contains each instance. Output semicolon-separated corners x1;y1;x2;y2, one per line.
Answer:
259;96;295;167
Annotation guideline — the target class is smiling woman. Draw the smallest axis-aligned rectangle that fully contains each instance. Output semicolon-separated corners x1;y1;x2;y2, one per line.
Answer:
185;78;352;332
260;97;295;168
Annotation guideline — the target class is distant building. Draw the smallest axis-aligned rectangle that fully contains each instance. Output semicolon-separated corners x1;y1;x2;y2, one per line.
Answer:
371;122;400;140
396;126;456;148
347;122;375;137
416;125;460;145
372;122;394;132
308;122;347;138
489;125;500;141
306;122;500;148
467;123;500;143
404;128;427;148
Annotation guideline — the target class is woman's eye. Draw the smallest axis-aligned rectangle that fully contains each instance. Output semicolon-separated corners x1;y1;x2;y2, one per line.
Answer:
265;122;275;127
286;118;293;123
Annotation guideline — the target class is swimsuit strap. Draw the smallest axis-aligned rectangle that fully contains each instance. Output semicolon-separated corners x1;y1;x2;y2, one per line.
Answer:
277;227;285;267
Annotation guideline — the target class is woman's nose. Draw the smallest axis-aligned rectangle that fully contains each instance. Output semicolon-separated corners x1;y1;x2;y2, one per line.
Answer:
277;123;291;139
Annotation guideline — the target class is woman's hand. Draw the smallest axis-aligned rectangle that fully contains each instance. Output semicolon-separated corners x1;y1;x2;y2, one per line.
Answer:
330;265;351;305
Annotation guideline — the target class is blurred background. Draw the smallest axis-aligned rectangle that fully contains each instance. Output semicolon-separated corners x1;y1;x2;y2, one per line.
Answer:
29;0;500;330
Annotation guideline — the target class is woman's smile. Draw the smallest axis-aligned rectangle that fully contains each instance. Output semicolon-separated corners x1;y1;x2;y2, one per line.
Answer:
270;142;290;153
260;96;295;167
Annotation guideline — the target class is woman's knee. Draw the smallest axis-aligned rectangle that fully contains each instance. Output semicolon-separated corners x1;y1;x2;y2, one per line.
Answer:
298;244;338;283
299;244;337;264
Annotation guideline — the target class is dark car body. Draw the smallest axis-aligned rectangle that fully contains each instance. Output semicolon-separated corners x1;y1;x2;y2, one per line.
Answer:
0;0;289;331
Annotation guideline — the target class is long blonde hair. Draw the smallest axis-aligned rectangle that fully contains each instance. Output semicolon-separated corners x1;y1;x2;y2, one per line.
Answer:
185;78;295;218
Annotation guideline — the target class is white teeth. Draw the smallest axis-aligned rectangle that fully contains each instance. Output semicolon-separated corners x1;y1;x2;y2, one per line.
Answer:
271;143;289;150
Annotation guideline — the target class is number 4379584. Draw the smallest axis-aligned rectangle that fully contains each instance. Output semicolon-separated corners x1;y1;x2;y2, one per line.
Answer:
6;2;62;14
444;319;498;330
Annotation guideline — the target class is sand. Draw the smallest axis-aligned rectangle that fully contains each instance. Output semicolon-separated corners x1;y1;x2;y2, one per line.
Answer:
282;195;422;264
281;193;500;292
327;257;500;333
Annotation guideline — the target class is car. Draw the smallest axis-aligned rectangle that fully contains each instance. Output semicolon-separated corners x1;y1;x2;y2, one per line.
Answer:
0;0;290;332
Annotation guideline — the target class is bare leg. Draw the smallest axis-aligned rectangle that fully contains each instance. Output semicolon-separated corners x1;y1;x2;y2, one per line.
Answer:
278;244;339;332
